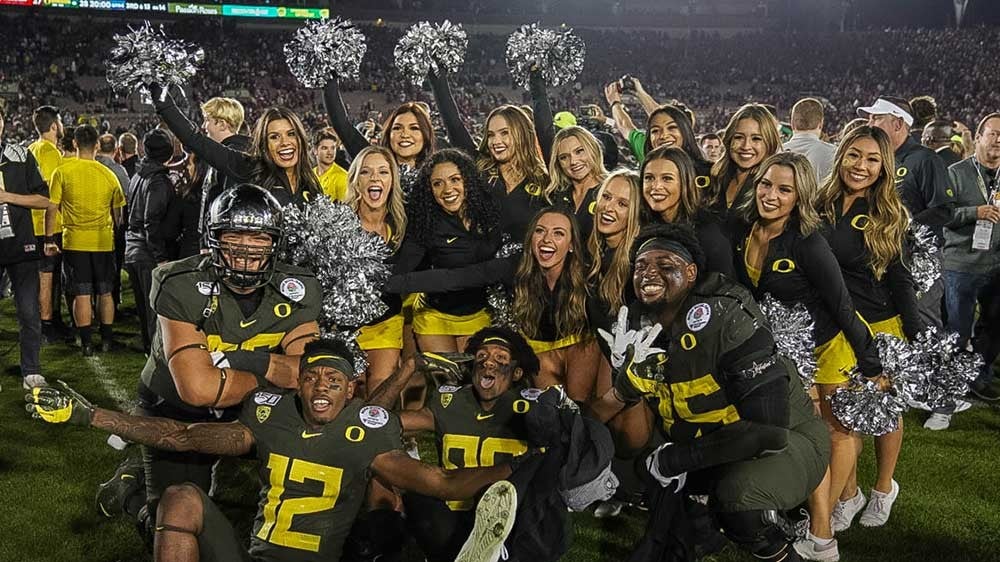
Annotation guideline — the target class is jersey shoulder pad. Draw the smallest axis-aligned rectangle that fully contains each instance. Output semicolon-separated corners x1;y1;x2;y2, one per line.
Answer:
150;256;217;320
686;274;764;346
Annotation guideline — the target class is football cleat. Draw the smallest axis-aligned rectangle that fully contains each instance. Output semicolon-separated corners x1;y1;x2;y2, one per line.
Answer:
96;457;145;519
456;480;517;562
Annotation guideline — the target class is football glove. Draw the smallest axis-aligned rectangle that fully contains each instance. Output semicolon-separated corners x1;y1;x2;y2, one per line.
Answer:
645;442;687;493
597;306;639;369
417;352;474;386
24;380;95;426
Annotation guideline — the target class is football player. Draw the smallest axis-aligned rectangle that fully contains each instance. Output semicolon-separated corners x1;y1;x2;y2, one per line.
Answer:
99;184;322;532
588;223;830;562
28;339;518;562
370;327;569;562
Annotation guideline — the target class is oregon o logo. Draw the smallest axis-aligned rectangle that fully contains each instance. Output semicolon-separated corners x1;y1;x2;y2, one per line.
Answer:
896;166;908;177
274;303;292;318
525;183;542;197
695;176;711;189
680;332;697;350
345;426;365;442
588;201;597;215
513;399;531;414
850;214;870;231
772;259;796;273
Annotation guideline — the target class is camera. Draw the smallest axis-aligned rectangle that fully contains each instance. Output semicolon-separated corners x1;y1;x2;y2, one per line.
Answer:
619;75;636;92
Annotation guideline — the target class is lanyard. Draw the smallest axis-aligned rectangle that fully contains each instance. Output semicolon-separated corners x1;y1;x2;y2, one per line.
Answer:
974;158;1000;203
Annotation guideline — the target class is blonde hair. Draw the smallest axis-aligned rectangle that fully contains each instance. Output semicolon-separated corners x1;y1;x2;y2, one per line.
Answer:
816;126;908;280
201;97;245;133
710;104;781;207
587;169;643;310
477;105;548;190
544;126;608;200
741;152;823;236
346;146;406;251
513;208;589;340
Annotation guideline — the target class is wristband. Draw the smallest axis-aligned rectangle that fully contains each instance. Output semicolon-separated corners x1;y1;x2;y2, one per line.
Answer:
223;350;272;379
611;101;623;109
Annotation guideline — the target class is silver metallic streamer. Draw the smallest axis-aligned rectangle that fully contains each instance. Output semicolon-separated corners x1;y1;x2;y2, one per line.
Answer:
486;237;523;329
394;20;468;85
280;196;391;333
284;18;367;88
830;328;982;435
909;222;941;297
505;23;586;89
105;21;204;99
759;294;817;389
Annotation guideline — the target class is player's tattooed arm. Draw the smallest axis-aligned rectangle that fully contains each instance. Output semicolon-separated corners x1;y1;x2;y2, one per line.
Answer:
371;450;512;501
91;410;255;456
366;358;420;411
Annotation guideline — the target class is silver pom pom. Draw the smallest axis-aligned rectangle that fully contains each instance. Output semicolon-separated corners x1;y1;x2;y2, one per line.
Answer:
505;23;586;89
830;327;982;435
394;20;468;85
758;294;817;389
105;21;204;99
909;222;941;297
486;237;523;329
280;197;391;330
284;18;367;88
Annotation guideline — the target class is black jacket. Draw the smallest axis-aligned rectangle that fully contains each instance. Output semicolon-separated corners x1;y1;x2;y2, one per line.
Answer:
895;136;954;235
0;144;47;265
165;186;202;260
125;159;174;264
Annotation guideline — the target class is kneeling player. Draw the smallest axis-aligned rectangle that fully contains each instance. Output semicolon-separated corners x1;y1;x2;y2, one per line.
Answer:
27;339;517;562
589;224;831;562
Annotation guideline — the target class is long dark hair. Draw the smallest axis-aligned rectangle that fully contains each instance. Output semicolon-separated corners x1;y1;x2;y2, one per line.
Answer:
643;104;710;171
409;148;501;244
378;102;436;167
248;107;321;196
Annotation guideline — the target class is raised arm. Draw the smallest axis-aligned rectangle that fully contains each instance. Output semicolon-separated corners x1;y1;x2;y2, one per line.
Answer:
322;78;372;159
372;449;511;500
428;70;477;155
604;82;639;142
632;78;660;117
151;86;252;182
384;255;518;294
529;70;555;163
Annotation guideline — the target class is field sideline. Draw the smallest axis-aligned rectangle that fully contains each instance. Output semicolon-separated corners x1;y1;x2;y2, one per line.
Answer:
1;281;999;562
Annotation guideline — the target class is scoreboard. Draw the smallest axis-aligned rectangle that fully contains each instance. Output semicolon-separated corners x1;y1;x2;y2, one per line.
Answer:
0;0;329;19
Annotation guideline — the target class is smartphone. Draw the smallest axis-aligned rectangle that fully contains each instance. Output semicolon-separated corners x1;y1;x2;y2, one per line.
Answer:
367;110;382;122
619;75;635;92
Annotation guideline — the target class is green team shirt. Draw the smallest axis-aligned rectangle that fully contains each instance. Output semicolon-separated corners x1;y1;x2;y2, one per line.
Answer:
240;392;402;561
614;274;776;443
139;255;322;417
427;384;537;510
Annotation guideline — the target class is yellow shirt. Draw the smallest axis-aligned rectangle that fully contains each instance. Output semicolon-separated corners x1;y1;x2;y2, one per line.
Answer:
49;159;126;252
315;164;349;202
28;138;63;236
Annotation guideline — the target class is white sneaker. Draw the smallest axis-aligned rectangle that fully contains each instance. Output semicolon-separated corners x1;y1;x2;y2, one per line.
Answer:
954;399;972;413
593;500;623;518
906;397;932;411
923;413;951;431
859;479;899;527
455;481;517;562
794;532;840;562
22;374;48;390
831;488;866;532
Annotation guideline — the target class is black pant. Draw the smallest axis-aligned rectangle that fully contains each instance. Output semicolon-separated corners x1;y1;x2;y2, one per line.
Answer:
973;270;1000;387
127;261;156;353
0;260;41;376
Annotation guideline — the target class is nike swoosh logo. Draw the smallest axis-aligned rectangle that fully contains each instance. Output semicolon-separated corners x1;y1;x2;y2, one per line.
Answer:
476;413;494;421
302;430;323;439
240;319;257;328
446;237;458;244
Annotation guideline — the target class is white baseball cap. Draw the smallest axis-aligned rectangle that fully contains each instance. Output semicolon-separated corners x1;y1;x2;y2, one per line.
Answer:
857;98;914;127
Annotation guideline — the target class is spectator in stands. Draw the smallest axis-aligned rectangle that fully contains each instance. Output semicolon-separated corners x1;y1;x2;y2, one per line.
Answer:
28;105;66;344
699;132;724;163
118;132;139;177
97;134;130;316
125;129;176;354
785;98;836;183
196;97;249;241
45;125;125;356
942;113;1000;406
921;120;962;168
312;127;348;201
909;95;938;144
0;104;53;390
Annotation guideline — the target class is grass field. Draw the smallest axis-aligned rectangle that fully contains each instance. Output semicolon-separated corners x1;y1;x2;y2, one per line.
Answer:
1;280;999;562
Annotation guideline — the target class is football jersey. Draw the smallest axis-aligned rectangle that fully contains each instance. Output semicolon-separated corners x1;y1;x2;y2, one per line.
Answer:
28;138;62;236
614;273;777;443
240;392;402;562
427;384;536;510
139;254;321;417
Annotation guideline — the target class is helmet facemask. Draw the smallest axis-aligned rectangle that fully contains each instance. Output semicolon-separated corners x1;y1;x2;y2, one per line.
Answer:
210;231;279;291
206;184;286;291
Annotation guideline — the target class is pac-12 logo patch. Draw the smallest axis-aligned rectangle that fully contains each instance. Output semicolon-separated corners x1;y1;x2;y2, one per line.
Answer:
359;405;389;428
279;278;306;302
256;406;271;423
685;303;712;332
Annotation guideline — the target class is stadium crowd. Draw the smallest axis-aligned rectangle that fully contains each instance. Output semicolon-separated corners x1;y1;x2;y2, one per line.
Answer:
3;8;1000;562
